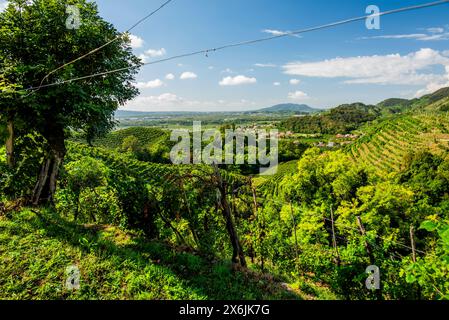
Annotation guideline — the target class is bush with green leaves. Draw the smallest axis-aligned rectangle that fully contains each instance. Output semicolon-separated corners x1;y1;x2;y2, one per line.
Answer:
260;147;449;299
403;219;449;299
56;156;113;222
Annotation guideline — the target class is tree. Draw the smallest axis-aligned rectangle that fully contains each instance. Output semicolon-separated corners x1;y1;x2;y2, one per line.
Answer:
120;135;140;153
404;219;449;299
183;165;247;267
0;0;141;204
0;77;22;168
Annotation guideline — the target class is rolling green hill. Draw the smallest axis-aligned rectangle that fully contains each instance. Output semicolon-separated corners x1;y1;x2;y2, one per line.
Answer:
375;87;449;113
282;102;380;134
255;104;320;114
349;113;449;175
253;160;299;189
90;127;171;150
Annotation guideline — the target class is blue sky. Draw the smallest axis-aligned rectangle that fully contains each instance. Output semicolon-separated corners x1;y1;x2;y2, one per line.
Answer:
3;0;449;111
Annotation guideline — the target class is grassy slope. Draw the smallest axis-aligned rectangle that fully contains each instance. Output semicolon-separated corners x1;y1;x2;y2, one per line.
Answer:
0;209;337;300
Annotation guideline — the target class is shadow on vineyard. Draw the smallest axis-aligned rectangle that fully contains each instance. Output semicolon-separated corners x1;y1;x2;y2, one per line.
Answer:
0;208;306;300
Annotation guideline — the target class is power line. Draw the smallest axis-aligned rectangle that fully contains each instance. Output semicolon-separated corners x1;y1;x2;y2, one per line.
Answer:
36;0;175;91
126;0;174;33
15;0;449;93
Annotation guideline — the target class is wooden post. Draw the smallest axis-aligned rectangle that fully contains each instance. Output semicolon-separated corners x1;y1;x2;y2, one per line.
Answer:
330;205;341;266
289;201;301;276
357;216;382;300
180;181;200;247
410;225;416;263
356;216;375;265
251;180;264;272
214;165;246;267
410;225;421;300
6;119;14;168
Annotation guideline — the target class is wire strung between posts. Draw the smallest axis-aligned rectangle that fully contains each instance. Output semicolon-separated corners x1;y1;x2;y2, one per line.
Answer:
267;197;427;255
35;0;175;91
322;217;427;255
336;233;406;262
17;0;449;93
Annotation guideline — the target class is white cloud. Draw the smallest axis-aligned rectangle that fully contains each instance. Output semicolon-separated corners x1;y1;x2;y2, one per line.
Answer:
283;48;449;97
138;54;149;63
427;27;444;34
255;63;277;68
262;29;301;38
360;26;449;41
129;34;144;49
360;34;427;40
219;75;257;86
273;82;281;86
289;79;301;85
418;33;449;41
288;91;309;100
165;73;175;80
415;81;449;97
124;94;255;111
144;48;166;58
135;79;164;89
0;1;7;11
262;29;302;38
283;48;447;83
138;48;166;63
180;72;197;80
221;68;235;74
126;93;183;109
263;29;287;36
208;66;215;70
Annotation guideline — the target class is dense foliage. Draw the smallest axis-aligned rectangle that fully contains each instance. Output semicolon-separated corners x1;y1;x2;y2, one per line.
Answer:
0;0;140;204
2;126;449;299
1;0;449;301
283;103;380;134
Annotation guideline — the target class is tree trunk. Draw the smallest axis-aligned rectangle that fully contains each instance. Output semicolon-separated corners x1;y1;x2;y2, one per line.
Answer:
220;189;246;267
32;128;66;205
6;119;14;168
214;165;246;267
251;182;264;272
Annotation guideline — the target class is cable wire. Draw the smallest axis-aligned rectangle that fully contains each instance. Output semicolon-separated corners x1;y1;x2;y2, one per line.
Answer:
17;0;449;93
36;0;175;91
266;197;427;255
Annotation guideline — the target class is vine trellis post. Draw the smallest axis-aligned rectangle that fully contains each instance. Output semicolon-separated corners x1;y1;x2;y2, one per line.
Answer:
251;179;265;272
289;201;301;276
330;204;341;267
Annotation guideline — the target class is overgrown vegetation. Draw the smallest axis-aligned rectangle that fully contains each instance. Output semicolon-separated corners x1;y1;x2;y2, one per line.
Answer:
1;0;449;301
282;103;381;134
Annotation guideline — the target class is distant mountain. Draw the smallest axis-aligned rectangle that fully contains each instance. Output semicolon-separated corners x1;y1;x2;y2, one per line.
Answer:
377;98;413;109
375;87;449;113
254;103;319;113
421;87;449;104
